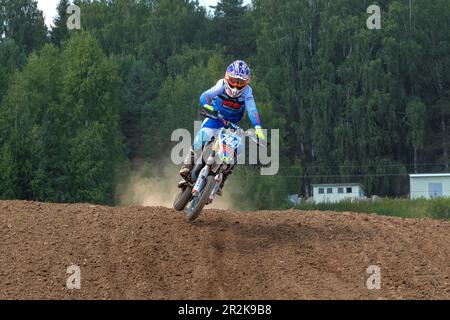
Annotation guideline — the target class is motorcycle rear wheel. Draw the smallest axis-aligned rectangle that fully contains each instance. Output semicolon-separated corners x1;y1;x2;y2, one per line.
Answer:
173;185;193;211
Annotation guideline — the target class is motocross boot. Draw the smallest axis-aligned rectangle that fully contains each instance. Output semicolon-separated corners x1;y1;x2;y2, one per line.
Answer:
179;147;195;179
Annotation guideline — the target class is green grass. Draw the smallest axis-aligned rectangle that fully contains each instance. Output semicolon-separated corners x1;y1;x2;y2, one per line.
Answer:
295;198;450;220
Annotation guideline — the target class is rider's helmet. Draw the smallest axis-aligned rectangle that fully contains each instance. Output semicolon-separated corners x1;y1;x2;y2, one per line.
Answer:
224;60;251;98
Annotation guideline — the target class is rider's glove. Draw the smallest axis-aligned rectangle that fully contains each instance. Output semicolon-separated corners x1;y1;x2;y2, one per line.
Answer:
255;126;266;141
203;104;215;112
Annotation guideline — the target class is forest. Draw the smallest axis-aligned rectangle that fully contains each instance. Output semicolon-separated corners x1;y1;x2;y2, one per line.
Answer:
0;0;449;209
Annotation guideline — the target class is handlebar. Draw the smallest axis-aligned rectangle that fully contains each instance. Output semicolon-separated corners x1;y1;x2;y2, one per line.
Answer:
200;108;267;148
200;109;240;130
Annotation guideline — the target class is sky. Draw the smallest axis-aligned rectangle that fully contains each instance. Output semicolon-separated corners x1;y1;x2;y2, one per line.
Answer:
37;0;251;28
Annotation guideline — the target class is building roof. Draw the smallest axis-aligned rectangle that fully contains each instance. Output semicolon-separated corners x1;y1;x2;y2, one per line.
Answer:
311;183;364;188
409;173;450;178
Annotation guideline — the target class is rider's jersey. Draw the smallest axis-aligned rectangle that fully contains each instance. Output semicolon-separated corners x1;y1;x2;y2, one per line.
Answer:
199;79;262;129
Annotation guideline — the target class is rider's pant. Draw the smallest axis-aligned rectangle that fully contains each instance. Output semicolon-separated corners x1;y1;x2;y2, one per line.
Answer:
193;127;220;152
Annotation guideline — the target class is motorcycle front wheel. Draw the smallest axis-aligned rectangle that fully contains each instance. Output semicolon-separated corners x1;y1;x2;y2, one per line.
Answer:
186;175;215;222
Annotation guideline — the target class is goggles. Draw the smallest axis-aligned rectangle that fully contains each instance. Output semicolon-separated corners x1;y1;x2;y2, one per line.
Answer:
227;76;248;89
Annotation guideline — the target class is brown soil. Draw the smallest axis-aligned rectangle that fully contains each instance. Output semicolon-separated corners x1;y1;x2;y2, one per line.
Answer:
0;200;449;300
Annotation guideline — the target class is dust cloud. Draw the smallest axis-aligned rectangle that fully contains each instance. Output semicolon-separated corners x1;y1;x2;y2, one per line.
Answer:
117;161;236;210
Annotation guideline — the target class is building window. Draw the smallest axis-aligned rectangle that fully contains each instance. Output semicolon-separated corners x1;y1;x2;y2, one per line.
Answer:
318;188;324;194
338;188;344;194
327;188;333;194
429;183;443;198
346;187;352;194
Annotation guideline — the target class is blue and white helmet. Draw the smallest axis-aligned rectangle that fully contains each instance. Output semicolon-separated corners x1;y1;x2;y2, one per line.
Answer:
224;60;251;98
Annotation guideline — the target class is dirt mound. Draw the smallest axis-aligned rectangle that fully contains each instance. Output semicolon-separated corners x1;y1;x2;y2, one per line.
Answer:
0;200;448;300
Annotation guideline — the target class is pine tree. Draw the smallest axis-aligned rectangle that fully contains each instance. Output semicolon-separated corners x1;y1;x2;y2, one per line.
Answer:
212;0;255;57
50;0;70;46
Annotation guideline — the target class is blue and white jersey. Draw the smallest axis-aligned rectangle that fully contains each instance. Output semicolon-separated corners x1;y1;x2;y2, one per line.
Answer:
199;79;262;129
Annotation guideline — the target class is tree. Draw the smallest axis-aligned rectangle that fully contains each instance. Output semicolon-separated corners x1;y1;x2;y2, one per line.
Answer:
146;52;227;158
406;98;426;173
0;144;18;199
1;0;449;206
0;33;126;204
0;0;48;54
0;39;26;104
212;0;255;58
116;56;159;159
60;32;126;204
0;44;61;200
50;0;70;46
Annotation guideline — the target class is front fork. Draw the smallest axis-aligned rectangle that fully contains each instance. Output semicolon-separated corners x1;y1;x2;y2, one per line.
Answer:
192;145;219;196
191;166;223;204
192;166;209;196
209;173;224;203
192;146;225;204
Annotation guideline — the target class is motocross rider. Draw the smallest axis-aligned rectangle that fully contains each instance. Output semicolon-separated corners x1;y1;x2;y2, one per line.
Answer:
179;60;266;195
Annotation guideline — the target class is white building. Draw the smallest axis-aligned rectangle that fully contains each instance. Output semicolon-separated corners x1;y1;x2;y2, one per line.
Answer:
409;173;450;199
312;183;365;203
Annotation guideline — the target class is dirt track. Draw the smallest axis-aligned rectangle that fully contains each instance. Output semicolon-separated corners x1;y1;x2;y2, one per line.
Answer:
0;200;449;300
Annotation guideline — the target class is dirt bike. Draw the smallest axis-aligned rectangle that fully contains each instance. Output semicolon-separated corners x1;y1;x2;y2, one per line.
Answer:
173;108;265;221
